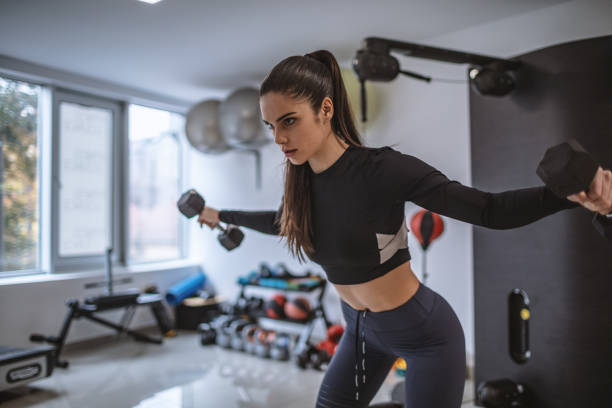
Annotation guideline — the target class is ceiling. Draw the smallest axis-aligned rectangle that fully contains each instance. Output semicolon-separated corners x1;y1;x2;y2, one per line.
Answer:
0;0;571;105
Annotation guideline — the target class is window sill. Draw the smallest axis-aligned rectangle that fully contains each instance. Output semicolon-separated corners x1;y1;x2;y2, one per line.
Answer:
0;258;200;286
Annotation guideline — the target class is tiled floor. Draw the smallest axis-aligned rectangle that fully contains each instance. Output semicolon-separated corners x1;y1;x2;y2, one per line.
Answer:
0;332;477;407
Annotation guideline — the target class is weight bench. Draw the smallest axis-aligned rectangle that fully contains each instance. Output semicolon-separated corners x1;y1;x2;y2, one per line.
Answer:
0;346;54;391
30;292;173;369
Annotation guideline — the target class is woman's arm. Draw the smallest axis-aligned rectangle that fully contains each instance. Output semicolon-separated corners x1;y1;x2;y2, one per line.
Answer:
206;197;283;236
218;206;283;235
375;147;580;230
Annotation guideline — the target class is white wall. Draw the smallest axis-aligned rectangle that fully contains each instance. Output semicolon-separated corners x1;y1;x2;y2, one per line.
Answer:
1;0;610;358
187;0;612;361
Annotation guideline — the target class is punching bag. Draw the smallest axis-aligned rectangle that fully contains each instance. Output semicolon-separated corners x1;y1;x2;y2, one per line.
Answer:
410;210;444;251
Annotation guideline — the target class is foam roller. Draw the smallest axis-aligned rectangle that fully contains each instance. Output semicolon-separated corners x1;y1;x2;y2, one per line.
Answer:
165;272;207;306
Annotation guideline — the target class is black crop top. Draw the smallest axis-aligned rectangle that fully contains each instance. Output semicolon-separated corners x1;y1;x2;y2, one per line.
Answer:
219;144;580;285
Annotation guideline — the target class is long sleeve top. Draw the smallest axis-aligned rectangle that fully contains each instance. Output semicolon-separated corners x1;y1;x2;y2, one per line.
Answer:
219;144;579;284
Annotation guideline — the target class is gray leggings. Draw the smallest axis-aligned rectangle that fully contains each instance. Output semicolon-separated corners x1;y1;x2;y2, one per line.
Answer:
316;283;466;408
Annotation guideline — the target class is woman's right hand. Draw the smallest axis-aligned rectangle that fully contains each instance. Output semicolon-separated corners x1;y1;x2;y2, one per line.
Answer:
198;206;220;230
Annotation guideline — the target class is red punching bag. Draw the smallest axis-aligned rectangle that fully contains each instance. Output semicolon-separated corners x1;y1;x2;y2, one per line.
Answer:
410;210;444;251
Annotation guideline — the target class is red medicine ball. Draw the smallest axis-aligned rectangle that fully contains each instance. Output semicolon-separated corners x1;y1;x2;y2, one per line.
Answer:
327;324;344;343
284;297;311;321
266;294;286;319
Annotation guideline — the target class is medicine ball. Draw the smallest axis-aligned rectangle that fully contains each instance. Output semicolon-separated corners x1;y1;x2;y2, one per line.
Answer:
266;294;286;319
327;324;344;343
284;297;311;321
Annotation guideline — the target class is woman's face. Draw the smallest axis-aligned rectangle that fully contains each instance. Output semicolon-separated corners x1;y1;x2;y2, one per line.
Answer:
260;92;332;165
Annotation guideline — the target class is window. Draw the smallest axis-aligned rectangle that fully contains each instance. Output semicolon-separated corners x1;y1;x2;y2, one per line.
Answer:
58;101;113;256
52;91;121;271
0;66;187;276
128;105;183;264
0;76;40;273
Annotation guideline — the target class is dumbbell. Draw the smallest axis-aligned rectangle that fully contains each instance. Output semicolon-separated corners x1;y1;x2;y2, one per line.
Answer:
177;189;245;250
242;325;259;354
213;315;239;348
270;333;291;361
537;139;612;240
197;322;216;346
229;319;252;351
254;328;274;358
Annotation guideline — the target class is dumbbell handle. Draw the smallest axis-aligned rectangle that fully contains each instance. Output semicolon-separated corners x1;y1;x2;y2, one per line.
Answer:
213;222;228;233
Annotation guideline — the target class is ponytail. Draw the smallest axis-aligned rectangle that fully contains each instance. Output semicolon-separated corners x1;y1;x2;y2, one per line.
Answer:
303;51;361;147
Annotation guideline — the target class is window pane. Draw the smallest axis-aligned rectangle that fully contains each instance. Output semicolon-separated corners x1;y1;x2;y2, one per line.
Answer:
58;102;112;257
129;105;182;263
0;77;40;272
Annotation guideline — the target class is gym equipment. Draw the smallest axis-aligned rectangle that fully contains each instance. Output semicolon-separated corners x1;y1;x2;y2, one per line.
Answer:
218;87;271;148
284;297;311;321
477;379;528;408
0;346;54;391
214;316;239;349
185;99;231;154
296;342;329;370
229;319;252;351
410;210;444;251
536;138;612;240
30;294;171;368
258;278;290;289
197;322;216;346
327;324;344;344
165;271;207;306
259;262;275;278
352;37;521;122
269;333;291;361
367;403;403;408
509;289;531;364
30;248;173;368
410;210;445;285
242;325;259;354
236;272;331;362
254;328;273;358
174;295;222;330
265;294;286;319
177;189;245;250
232;295;264;317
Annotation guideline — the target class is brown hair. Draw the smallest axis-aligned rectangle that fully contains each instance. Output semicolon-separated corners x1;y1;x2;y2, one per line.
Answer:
260;50;363;262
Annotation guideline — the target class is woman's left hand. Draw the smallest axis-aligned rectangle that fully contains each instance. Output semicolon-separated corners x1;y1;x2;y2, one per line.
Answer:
566;166;612;215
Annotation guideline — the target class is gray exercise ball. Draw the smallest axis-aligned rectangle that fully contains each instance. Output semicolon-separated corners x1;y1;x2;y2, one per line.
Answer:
185;99;231;154
219;88;272;148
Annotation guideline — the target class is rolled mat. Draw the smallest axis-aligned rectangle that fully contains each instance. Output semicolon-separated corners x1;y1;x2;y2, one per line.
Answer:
165;272;207;306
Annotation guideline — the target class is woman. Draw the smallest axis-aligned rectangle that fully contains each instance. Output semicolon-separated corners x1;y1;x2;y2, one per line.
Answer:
199;50;612;408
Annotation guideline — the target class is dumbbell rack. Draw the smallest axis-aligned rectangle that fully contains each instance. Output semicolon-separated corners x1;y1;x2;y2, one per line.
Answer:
236;278;331;357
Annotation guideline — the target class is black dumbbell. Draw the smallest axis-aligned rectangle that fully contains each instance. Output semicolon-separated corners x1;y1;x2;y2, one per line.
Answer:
537;139;612;240
177;189;245;250
197;322;216;346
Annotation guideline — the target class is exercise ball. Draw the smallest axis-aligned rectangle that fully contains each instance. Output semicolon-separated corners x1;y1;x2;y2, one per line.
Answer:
185;99;230;154
219;87;271;148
